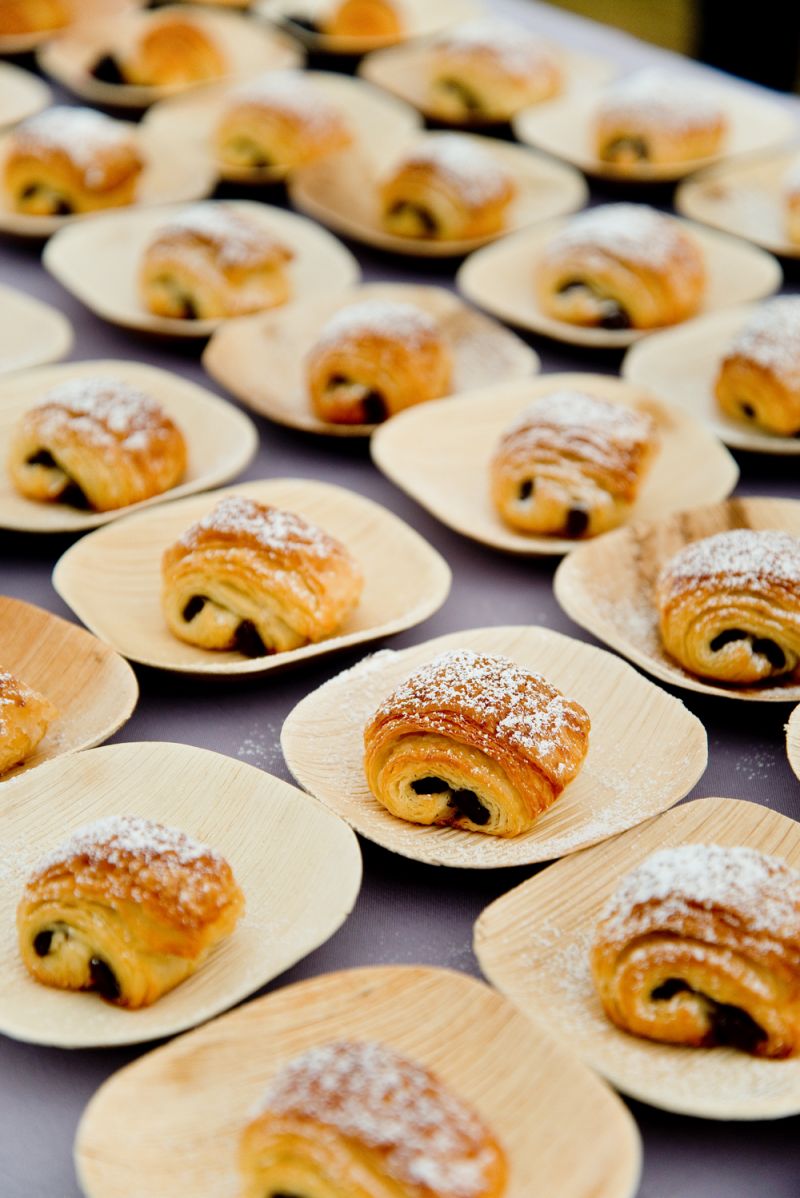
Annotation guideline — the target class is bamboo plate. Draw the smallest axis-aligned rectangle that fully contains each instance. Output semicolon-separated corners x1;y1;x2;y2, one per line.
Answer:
476;796;800;1120
43;200;360;338
0;0;137;56
203;282;539;437
53;478;452;675
513;79;797;184
0;61;50;129
280;625;707;869
623;302;800;456
290;131;588;259
0;119;214;241
676;145;800;259
257;0;480;56
371;373;738;555
75;964;642;1198
0;359;258;533
0;595;138;783
144;69;420;186
554;496;800;701
786;705;800;781
457;214;782;348
0;740;362;1047
38;6;303;111
0;282;72;376
359;38;613;128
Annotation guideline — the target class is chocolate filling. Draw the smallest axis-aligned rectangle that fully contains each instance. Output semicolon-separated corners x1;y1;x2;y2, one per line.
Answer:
33;930;54;957
327;374;387;423
89;957;121;1002
603;135;649;162
284;14;320;33
26;449;57;468
709;629;786;670
411;776;449;794
25;449;90;508
565;507;589;537
650;978;767;1053
740;401;756;419
90;53;126;84
228;137;273;169
234;619;270;658
449;788;490;825
518;478;534;501
555;279;631;329
709;628;748;651
437;77;483;114
182;595;206;623
19;184;73;215
155;276;199;320
388;201;438;237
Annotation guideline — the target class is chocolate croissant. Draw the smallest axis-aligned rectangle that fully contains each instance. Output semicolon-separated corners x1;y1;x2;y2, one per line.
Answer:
324;0;405;40
18;815;244;1008
363;647;590;837
536;204;706;330
715;298;800;437
490;390;658;538
91;13;228;89
592;843;800;1057
240;1040;507;1198
657;529;800;685
0;670;56;776
7;376;187;512
162;494;363;657
307;298;453;424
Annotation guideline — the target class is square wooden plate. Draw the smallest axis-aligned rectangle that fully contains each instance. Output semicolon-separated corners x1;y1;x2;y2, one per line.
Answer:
0;61;50;130
258;0;479;56
0;282;72;378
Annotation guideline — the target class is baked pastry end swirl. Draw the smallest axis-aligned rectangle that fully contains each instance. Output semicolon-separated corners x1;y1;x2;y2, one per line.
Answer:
18;815;244;1008
162;495;363;657
364;647;590;837
591;843;800;1057
715;298;800;437
0;671;57;776
240;1040;508;1198
656;529;800;685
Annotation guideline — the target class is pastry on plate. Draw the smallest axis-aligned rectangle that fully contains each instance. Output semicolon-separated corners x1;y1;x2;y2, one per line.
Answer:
139;204;294;320
536;204;706;330
8;376;186;512
90;13;228;88
363;647;590;837
307;298;453;424
380;134;516;241
0;0;66;37
0;670;56;776
240;1040;508;1198
214;71;351;174
4;107;144;216
592;842;800;1057
428;19;562;123
715;298;800;437
593;67;727;170
490;389;658;538
324;0;405;40
17;815;244;1008
162;494;363;656
656;528;800;684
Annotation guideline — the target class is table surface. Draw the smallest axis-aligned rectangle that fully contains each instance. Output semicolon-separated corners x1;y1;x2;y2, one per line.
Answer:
2;2;800;1194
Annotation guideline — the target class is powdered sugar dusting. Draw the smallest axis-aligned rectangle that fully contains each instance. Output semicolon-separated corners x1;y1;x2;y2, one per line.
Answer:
391;135;513;207
723;298;800;393
659;529;800;591
433;18;559;79
31;376;177;454
313;299;441;351
12;106;139;189
543;203;699;271
0;671;39;737
225;70;347;136
151;204;289;270
255;1041;501;1197
178;494;338;560
510;390;653;442
596;67;726;133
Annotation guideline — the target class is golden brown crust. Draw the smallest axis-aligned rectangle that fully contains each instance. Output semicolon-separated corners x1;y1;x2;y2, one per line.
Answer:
490;390;658;538
363;648;590;837
591;844;800;1057
4;107;143;216
380;135;516;241
656;529;800;684
162;494;363;656
240;1040;507;1198
0;670;57;776
119;15;228;88
324;0;405;41
17;815;244;1008
307;299;453;424
0;0;66;37
7;376;187;512
536;204;705;330
715;298;800;436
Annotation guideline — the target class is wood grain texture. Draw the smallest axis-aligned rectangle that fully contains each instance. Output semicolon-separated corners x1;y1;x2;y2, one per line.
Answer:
0;595;138;783
623;302;800;456
43;199;360;338
457;214;782;348
38;5;302;111
371;372;738;555
0;358;258;533
676;146;800;260
0;61;50;130
280;624;707;869
258;0;480;55
475;796;800;1120
514;82;797;183
53;477;451;675
0;741;362;1047
290;132;588;259
204;281;539;437
0;282;72;378
144;69;420;185
554;495;800;701
75;964;641;1198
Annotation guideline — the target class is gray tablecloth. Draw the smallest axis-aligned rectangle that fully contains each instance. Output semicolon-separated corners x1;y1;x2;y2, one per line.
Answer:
2;2;800;1194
